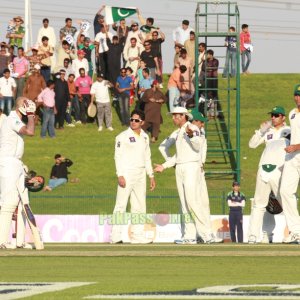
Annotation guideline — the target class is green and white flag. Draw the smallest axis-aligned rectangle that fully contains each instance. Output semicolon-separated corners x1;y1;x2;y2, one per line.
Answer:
105;6;136;25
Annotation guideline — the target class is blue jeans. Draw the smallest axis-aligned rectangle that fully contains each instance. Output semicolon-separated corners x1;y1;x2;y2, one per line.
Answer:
223;50;236;77
71;95;80;121
41;67;51;83
48;178;67;190
0;96;13;115
168;87;180;112
118;93;130;126
241;50;251;73
41;107;55;137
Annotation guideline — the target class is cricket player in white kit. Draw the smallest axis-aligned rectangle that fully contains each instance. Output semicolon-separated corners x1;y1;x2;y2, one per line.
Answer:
280;85;300;244
111;109;156;244
155;107;218;244
0;97;36;249
248;106;290;244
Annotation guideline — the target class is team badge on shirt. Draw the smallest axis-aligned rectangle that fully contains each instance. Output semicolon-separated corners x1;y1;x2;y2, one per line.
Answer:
129;137;136;143
193;131;200;137
117;141;120;147
267;134;273;140
291;114;296;119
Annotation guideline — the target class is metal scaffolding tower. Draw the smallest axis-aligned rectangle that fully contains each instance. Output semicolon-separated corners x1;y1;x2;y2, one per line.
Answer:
194;1;241;182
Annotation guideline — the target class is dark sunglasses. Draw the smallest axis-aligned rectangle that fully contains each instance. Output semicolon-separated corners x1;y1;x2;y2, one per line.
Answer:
130;118;142;123
271;114;280;118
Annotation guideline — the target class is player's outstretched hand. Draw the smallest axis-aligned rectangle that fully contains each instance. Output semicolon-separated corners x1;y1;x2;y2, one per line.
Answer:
154;164;164;173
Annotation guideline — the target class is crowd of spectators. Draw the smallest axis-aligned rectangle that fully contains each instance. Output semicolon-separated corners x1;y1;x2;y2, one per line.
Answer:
0;8;252;139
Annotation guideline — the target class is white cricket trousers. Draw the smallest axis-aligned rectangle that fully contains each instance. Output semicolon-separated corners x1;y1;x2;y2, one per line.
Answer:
248;169;281;241
111;168;146;243
280;154;300;234
0;158;26;245
176;162;209;240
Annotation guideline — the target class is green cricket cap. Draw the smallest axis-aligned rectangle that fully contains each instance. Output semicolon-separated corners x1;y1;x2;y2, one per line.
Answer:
294;84;300;96
191;109;208;122
268;106;285;116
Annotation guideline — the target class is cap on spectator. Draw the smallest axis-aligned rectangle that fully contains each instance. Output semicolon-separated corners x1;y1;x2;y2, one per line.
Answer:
268;106;285;116
34;64;41;70
32;44;39;51
294;84;300;96
13;16;24;24
182;20;189;26
77;49;85;56
232;181;240;187
191;109;208;122
54;154;61;159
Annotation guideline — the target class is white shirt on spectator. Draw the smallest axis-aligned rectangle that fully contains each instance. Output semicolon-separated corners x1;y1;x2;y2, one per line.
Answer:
173;26;194;45
36;26;57;47
72;58;89;79
90;81;110;103
0;77;16;97
94;32;113;53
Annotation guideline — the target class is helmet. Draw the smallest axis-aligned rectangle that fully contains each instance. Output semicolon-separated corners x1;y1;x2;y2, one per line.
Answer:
25;170;45;192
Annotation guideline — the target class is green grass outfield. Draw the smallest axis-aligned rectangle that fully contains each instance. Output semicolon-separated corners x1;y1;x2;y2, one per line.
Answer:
23;74;300;215
1;244;300;299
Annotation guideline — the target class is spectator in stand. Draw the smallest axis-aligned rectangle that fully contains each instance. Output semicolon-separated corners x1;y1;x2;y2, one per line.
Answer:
149;30;165;86
94;24;112;78
6;16;25;55
24;44;44;73
124;22;144;52
54;69;70;129
140;40;160;80
76;33;85;50
62;58;74;78
112;19;130;48
72;49;89;79
107;36;124;100
0;44;10;77
173;45;182;68
37;80;56;138
0;68;16;115
115;67;133;126
23;64;46;104
240;24;252;74
138;68;153;99
176;48;193;87
197;42;206;75
126;67;136;107
184;31;196;68
43;154;73;192
8;45;16;63
54;40;76;73
13;47;29;99
201;49;219;99
173;20;194;48
78;37;95;78
67;74;81;124
38;36;53;82
36;18;56;50
135;60;146;86
59;18;77;41
223;26;237;78
123;37;141;76
75;67;92;124
91;73;114;132
141;80;166;143
167;65;187;112
93;5;105;36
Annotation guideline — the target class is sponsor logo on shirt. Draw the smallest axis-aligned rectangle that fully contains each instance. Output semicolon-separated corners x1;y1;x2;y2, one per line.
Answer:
291;114;296;119
129;137;136;143
267;134;273;140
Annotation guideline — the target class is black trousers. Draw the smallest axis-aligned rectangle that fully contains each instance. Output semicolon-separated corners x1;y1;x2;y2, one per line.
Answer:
55;101;67;128
229;210;243;243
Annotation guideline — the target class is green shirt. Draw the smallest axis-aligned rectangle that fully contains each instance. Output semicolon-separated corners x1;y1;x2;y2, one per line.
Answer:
9;26;25;48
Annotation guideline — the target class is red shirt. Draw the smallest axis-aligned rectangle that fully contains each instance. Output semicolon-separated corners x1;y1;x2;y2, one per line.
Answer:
240;31;251;51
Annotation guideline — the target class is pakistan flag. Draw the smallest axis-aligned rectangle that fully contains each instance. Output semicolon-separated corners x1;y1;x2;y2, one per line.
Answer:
105;6;137;24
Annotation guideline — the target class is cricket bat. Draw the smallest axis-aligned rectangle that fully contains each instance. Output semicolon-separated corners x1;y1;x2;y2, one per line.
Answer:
22;203;44;250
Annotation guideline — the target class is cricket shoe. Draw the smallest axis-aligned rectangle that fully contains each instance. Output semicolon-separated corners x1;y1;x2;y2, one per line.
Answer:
98;126;103;132
248;235;257;244
261;231;273;244
107;127;114;131
0;243;16;249
282;233;300;244
17;243;35;249
174;239;197;245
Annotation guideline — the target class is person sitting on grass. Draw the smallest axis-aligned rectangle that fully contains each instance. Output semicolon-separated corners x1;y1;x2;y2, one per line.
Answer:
43;154;73;191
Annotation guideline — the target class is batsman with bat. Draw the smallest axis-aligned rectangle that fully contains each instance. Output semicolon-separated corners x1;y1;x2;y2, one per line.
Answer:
0;97;39;249
248;106;290;244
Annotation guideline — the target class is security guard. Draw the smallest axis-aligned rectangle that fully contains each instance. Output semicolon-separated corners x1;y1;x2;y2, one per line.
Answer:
111;109;156;244
227;181;246;243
